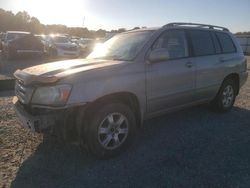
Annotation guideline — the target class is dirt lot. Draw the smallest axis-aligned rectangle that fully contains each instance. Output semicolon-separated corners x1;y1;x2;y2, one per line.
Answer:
0;57;250;188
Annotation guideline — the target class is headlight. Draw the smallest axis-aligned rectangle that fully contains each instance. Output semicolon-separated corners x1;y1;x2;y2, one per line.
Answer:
32;84;72;106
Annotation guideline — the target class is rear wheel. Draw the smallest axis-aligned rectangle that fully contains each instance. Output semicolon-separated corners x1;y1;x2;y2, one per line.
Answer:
83;103;136;159
211;79;237;112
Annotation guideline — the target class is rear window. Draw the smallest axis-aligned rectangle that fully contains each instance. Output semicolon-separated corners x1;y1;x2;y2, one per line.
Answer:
190;30;215;56
216;32;236;53
6;33;29;41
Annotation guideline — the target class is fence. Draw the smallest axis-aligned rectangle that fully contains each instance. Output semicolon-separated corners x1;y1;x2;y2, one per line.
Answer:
236;35;250;55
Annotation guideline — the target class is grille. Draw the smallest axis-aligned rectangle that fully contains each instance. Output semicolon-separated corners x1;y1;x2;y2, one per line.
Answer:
15;80;34;104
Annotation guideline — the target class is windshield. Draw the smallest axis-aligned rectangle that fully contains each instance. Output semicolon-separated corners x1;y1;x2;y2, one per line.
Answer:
52;36;69;43
87;31;153;61
7;33;29;41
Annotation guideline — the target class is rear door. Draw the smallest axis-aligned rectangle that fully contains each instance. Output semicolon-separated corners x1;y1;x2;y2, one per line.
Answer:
188;30;224;101
146;29;196;114
216;32;238;63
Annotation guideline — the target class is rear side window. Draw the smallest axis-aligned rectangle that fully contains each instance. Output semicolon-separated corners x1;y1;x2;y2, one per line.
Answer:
190;30;215;56
216;32;236;53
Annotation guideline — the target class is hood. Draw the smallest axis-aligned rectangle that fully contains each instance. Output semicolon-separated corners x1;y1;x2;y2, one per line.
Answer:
14;59;126;85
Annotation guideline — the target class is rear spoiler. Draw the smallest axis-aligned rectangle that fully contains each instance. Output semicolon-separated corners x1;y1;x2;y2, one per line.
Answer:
14;69;59;85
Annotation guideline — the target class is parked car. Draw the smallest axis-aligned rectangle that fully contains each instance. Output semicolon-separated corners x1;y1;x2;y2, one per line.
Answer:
1;31;44;60
35;34;47;44
13;23;248;158
45;35;80;58
70;36;81;43
0;32;5;50
77;38;95;56
236;35;250;55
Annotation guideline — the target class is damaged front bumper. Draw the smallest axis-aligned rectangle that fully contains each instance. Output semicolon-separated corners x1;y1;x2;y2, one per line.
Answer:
13;96;60;133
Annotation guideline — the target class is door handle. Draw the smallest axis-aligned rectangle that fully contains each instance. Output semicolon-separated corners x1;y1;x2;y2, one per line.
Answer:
185;62;193;68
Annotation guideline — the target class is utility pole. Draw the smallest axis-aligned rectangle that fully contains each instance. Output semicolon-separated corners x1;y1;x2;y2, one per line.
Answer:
82;17;85;28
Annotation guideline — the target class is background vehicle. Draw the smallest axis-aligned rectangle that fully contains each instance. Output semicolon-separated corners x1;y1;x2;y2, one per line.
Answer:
0;32;4;51
13;23;248;159
45;35;80;58
2;31;44;60
77;38;95;57
70;36;81;43
236;35;250;55
35;34;47;45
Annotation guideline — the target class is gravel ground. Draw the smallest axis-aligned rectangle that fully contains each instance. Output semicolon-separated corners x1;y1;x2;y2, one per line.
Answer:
0;57;250;188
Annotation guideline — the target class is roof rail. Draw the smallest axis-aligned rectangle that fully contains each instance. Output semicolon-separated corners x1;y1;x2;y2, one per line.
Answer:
163;22;229;32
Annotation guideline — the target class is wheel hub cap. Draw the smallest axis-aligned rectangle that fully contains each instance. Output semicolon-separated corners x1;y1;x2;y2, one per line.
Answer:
222;85;234;108
98;113;129;150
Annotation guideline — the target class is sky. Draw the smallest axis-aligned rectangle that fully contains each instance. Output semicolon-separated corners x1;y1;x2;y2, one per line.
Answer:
0;0;249;32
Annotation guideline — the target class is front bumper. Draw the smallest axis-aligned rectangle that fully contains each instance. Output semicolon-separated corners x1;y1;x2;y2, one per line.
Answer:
13;96;58;133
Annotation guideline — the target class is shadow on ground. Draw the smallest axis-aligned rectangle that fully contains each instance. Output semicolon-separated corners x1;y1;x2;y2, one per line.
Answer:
11;106;250;188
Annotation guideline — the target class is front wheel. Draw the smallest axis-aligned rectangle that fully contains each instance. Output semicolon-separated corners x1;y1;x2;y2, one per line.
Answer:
211;79;237;112
83;103;136;159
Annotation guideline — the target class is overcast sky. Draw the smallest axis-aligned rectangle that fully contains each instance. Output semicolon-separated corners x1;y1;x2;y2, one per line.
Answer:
0;0;249;32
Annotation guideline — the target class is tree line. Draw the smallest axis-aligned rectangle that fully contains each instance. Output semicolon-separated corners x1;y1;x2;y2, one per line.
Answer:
1;8;248;37
0;9;135;38
235;32;250;36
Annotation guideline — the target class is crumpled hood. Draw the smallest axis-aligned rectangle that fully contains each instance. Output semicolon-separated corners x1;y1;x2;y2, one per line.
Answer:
14;59;127;85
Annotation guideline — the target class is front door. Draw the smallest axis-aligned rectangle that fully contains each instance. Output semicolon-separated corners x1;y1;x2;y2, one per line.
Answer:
146;30;196;114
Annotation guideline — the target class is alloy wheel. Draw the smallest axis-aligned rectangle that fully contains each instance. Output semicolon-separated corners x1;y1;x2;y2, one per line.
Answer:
98;112;129;150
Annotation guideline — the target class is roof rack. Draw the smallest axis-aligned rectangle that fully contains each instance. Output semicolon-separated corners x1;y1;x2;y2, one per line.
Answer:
163;22;229;32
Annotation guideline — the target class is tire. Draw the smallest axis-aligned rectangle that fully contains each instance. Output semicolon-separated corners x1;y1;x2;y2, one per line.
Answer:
83;103;136;159
211;78;237;112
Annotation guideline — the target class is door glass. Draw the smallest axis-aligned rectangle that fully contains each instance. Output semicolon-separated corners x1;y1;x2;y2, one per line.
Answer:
153;30;188;59
216;32;236;53
190;30;215;56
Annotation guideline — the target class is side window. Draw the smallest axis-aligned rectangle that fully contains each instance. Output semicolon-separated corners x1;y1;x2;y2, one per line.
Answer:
189;30;215;56
153;30;188;59
216;32;236;53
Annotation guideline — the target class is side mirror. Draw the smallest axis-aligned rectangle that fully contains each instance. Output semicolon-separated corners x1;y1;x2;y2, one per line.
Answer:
148;48;170;63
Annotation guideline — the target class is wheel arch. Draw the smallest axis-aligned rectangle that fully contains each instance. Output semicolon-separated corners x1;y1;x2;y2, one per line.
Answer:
222;73;240;95
87;92;143;128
